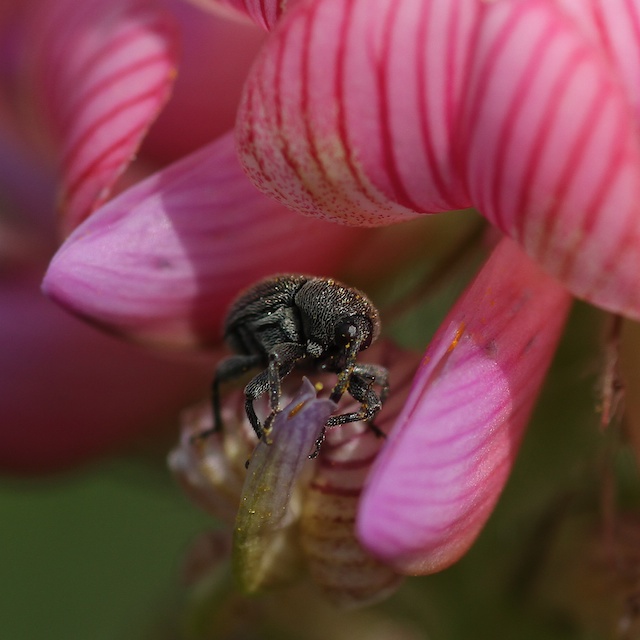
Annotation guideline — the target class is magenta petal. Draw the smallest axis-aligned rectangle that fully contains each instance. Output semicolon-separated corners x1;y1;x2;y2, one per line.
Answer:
357;238;572;574
42;133;362;348
23;0;179;233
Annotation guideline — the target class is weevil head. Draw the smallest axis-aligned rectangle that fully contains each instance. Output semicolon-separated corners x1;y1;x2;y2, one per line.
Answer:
294;278;380;360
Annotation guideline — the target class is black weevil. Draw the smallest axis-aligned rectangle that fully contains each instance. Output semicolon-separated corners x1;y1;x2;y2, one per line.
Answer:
211;274;389;455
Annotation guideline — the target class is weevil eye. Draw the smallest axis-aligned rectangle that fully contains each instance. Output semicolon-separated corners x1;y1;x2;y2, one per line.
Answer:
335;321;358;346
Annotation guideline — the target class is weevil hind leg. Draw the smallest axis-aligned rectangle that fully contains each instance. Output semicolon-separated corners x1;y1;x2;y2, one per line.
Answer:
190;354;262;444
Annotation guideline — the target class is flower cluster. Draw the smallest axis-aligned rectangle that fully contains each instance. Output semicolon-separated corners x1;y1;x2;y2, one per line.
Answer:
3;0;640;619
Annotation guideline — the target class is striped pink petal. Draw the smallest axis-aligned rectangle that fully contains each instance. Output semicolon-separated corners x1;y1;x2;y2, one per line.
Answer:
23;0;178;234
461;0;640;321
42;132;363;349
300;342;419;607
356;238;572;575
556;0;640;116
184;0;296;30
237;0;475;226
237;0;640;318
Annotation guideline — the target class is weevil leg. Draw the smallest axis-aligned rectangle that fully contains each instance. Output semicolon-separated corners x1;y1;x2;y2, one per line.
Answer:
352;362;390;404
311;370;387;458
211;354;262;431
244;343;306;439
191;354;262;444
328;328;368;404
263;343;307;432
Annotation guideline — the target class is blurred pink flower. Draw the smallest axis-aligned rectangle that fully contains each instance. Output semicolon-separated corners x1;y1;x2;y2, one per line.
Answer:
39;0;638;577
0;0;361;472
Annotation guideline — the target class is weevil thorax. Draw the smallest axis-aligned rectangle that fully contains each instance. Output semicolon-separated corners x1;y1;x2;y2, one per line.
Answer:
294;278;380;358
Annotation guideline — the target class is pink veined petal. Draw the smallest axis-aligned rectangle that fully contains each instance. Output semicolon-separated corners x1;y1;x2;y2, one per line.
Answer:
238;0;640;320
42;132;364;349
236;0;475;226
22;0;179;235
460;0;640;320
556;0;640;117
357;237;572;575
183;0;297;30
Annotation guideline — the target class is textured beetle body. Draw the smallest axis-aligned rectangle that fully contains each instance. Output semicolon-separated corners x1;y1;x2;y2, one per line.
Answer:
212;274;388;455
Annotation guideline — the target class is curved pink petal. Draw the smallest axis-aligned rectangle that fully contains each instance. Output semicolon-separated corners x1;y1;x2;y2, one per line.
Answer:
21;0;179;234
556;0;640;116
0;269;210;475
184;0;297;30
140;0;266;163
236;0;475;226
237;0;640;319
357;238;572;575
42;132;363;349
461;0;640;320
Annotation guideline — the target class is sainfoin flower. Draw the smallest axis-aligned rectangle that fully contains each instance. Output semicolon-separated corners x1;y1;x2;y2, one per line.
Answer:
38;0;640;605
170;343;419;608
0;0;365;473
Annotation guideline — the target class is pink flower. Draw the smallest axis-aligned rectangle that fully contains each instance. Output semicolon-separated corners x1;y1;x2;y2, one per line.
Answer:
39;0;638;579
234;0;640;322
0;0;360;472
219;0;636;572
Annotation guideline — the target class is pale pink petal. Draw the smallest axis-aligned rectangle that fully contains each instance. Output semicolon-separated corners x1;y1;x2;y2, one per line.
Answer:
42;133;363;349
22;0;179;234
141;0;266;163
184;0;297;30
357;238;572;575
461;0;640;320
236;0;475;226
0;270;210;475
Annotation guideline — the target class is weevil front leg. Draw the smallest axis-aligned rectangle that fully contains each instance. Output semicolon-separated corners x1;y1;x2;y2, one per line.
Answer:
311;367;389;458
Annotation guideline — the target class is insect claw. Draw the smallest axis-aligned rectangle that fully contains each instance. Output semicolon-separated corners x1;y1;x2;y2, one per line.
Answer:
308;428;326;459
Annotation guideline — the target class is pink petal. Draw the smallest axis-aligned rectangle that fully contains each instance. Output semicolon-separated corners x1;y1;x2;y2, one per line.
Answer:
42;132;363;348
556;0;640;116
357;238;572;575
461;0;640;320
22;0;179;234
184;0;297;30
237;0;640;319
236;0;475;226
0;270;209;475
